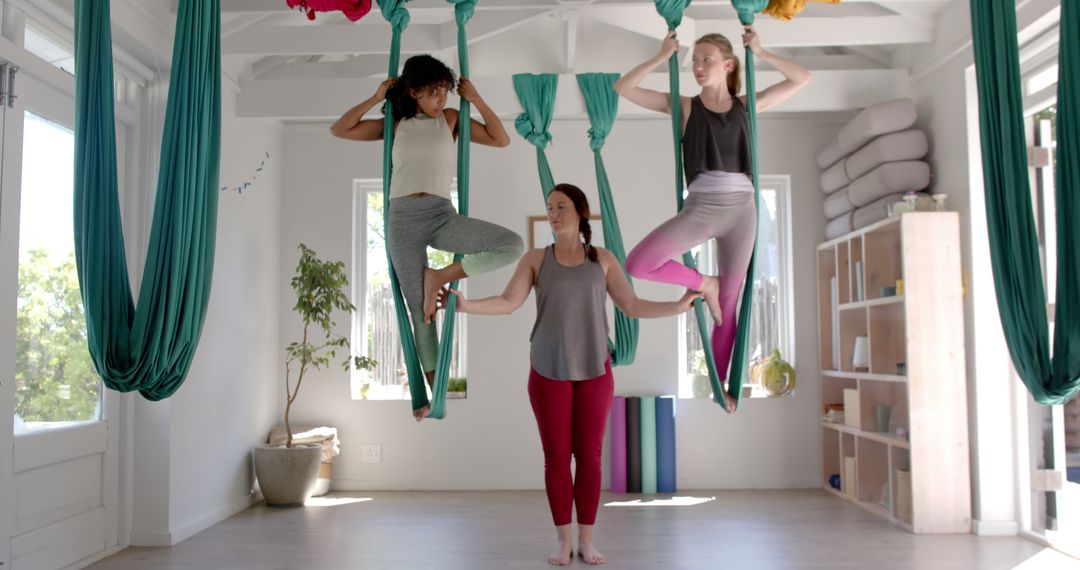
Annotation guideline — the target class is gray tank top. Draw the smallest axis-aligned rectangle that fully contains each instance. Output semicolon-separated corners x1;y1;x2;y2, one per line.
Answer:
682;96;752;186
529;246;610;380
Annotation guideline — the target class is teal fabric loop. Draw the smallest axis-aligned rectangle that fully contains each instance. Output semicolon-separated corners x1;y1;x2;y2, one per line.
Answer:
970;0;1080;404
74;0;221;400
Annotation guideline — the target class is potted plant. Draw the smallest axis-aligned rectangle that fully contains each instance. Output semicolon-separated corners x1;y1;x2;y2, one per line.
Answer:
447;377;467;399
254;244;376;507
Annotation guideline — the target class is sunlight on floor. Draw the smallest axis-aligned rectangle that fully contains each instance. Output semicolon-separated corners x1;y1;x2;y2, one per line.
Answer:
1011;548;1080;569
304;497;373;508
604;496;716;507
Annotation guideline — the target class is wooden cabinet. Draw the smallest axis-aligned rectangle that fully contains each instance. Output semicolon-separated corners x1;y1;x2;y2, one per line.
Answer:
817;213;971;533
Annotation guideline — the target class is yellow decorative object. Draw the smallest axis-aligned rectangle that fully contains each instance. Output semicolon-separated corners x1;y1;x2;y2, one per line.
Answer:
764;0;842;21
751;348;796;396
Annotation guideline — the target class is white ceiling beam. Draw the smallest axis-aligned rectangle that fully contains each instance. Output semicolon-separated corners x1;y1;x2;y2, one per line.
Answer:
565;12;578;73
255;56;388;80
694;16;932;47
585;6;696;48
843;45;894;68
237;69;910;120
438;9;556;50
223;23;442;56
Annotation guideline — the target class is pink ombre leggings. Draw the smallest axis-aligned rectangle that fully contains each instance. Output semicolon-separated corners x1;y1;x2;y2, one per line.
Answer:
625;189;757;378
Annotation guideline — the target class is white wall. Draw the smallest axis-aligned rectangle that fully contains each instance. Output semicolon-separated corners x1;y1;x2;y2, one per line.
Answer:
130;90;283;546
899;0;1062;535
279;110;839;490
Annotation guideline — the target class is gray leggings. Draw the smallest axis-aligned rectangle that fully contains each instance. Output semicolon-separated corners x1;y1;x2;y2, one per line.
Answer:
388;195;524;371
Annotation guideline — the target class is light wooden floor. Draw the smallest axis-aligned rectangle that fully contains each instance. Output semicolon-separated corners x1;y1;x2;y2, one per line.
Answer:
89;490;1078;570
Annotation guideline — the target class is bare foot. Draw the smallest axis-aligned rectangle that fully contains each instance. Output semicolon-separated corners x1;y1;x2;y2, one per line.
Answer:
697;275;723;325
577;540;606;565
547;540;572;566
413;405;430;422
422;267;441;324
721;389;738;414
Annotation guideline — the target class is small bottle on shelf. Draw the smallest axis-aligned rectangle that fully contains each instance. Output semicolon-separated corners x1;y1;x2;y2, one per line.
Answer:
932;193;947;211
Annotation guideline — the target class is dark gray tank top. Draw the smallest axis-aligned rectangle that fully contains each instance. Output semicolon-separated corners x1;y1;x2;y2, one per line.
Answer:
682;96;752;186
529;246;610;380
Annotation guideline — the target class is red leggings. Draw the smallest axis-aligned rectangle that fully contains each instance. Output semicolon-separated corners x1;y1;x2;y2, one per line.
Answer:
528;361;614;526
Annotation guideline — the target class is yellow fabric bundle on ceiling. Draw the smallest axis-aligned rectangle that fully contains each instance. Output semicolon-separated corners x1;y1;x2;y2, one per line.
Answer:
764;0;842;21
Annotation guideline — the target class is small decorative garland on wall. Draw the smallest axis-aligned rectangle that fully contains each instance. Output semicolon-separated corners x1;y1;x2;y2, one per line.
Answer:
220;151;270;195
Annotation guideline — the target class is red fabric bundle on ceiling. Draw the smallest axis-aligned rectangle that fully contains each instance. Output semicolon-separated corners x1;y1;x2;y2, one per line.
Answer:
286;0;372;21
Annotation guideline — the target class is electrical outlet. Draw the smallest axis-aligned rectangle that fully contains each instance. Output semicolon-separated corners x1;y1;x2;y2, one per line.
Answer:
361;444;381;464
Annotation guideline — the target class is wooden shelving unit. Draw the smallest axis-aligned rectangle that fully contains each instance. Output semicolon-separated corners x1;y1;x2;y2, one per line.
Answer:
817;213;971;534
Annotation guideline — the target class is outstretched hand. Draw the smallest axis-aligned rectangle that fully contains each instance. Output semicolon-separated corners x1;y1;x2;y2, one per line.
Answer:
437;287;469;313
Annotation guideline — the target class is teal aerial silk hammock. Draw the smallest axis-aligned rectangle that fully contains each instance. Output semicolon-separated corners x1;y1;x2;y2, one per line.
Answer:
970;0;1080;405
512;74;641;365
576;73;639;366
653;0;764;409
73;0;220;401
376;0;476;418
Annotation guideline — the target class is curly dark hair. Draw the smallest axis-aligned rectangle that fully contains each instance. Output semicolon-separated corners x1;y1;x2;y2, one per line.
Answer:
383;54;457;121
550;183;599;263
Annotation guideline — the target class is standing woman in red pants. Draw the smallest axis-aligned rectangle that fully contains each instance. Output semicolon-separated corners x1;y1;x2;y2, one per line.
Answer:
439;183;698;566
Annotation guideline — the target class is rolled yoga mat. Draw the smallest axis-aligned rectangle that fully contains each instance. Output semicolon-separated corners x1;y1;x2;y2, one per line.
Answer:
848;161;930;207
824;187;855;219
626;397;642;493
656;396;677;493
640;396;658;494
837;98;918;156
844;129;929;180
609;396;627;493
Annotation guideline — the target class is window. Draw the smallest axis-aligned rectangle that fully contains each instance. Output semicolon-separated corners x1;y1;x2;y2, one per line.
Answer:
677;176;794;399
350;180;466;400
14;112;102;433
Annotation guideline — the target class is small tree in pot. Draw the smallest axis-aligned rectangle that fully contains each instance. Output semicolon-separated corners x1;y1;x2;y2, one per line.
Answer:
254;244;376;506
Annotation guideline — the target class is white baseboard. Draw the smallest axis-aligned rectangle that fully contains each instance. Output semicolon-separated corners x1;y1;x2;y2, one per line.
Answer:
973;519;1020;536
130;494;258;547
62;545;128;570
330;477;540;491
329;479;820;492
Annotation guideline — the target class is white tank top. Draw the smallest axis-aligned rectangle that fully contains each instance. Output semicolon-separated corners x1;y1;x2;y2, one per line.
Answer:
389;113;456;200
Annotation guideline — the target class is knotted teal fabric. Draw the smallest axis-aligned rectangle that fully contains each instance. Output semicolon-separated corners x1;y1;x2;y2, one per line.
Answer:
74;0;221;401
513;73;558;199
577;73;640;366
